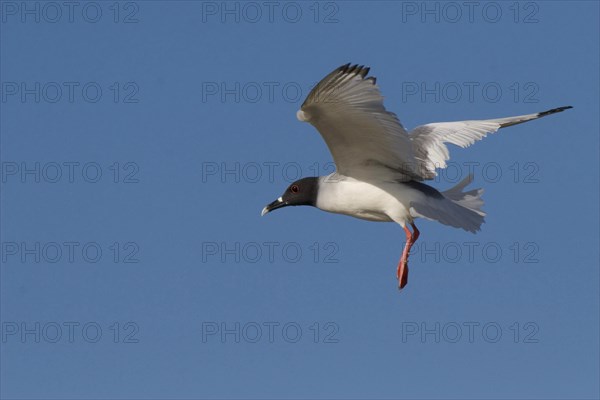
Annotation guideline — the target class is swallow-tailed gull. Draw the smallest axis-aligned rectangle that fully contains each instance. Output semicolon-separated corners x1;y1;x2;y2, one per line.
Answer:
262;63;572;290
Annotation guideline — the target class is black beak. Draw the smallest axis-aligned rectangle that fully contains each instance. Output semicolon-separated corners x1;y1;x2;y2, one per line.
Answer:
261;197;287;216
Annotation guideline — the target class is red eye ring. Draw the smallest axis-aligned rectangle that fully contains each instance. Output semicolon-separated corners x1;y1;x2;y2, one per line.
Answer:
290;185;299;193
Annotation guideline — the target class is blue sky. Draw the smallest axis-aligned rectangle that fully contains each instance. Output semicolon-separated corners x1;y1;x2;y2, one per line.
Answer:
1;1;598;399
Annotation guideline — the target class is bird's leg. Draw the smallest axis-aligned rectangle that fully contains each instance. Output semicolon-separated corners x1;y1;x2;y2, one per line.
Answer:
396;226;412;289
396;223;420;290
411;222;420;243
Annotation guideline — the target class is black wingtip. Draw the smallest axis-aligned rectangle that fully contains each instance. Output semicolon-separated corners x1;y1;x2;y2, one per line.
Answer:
538;106;573;117
337;63;371;78
337;63;351;73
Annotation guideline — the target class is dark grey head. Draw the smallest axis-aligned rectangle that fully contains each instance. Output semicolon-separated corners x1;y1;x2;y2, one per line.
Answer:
261;177;319;216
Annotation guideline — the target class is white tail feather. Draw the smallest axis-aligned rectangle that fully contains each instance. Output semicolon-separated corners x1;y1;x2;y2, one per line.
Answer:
410;175;485;233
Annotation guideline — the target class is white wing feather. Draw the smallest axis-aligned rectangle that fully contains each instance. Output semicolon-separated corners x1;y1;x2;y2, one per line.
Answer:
410;106;572;179
299;64;572;181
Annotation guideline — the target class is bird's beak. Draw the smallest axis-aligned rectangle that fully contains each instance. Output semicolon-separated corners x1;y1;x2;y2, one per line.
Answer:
261;197;286;216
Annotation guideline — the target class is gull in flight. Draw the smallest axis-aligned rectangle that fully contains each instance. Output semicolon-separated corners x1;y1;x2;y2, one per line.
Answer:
262;63;572;290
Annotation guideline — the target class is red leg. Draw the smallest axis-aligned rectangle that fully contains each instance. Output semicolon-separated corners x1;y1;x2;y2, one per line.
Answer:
411;222;420;242
396;223;420;290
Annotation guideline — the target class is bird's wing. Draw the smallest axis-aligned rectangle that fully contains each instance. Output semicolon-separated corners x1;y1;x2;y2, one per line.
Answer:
409;106;573;179
297;64;421;181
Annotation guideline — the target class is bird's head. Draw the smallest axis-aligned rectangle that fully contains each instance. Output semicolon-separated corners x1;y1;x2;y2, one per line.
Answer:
261;177;319;216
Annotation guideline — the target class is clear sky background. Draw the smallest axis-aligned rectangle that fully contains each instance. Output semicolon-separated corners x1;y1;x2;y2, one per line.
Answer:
1;1;598;399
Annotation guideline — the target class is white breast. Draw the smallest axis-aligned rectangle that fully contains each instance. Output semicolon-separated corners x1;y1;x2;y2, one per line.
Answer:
315;174;420;224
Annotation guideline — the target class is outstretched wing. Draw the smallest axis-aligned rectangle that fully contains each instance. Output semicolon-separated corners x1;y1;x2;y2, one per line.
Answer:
297;63;421;181
409;106;573;179
298;63;572;181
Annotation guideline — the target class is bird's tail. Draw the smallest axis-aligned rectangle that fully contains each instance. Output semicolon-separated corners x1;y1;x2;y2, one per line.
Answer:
442;175;485;217
410;175;485;233
440;175;486;232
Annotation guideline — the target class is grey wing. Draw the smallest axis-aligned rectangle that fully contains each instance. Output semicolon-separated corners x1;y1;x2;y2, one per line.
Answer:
298;64;422;181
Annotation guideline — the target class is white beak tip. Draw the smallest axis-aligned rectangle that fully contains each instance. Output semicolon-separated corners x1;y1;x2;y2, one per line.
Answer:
261;207;268;217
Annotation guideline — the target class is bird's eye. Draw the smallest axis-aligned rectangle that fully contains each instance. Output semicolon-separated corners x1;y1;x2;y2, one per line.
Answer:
290;185;299;193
